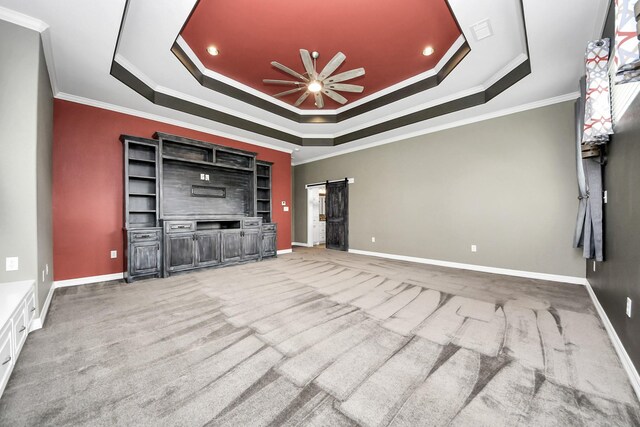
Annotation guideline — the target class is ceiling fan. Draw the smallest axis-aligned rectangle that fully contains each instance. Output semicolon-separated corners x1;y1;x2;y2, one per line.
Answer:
264;49;365;108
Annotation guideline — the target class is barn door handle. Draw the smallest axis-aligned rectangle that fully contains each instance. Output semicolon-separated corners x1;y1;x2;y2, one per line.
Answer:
18;326;26;333
1;356;10;366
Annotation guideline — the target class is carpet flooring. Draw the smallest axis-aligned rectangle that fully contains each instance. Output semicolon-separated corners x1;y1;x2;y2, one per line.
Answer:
1;248;639;426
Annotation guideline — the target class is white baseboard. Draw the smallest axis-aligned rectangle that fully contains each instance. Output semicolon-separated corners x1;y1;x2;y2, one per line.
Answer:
277;249;293;255
29;281;55;332
53;272;124;288
292;242;313;247
585;280;640;400
348;249;587;285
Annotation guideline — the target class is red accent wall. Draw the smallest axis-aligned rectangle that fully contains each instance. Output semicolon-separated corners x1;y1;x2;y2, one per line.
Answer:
53;99;291;281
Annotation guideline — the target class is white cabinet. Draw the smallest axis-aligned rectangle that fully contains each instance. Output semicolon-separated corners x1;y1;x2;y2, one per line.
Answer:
0;280;36;399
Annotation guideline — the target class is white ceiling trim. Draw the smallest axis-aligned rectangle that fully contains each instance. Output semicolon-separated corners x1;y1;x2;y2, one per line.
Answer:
115;54;318;138
0;7;58;95
293;91;580;166
54;92;294;154
177;34;468;115
331;36;468;114
177;36;317;115
333;53;529;138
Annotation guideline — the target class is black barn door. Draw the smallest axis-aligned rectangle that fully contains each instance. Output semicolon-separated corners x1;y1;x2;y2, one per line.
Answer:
326;180;349;251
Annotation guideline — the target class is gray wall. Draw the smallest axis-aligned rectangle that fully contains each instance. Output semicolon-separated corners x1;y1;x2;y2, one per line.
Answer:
294;101;585;278
587;87;640;371
35;36;54;312
0;20;54;312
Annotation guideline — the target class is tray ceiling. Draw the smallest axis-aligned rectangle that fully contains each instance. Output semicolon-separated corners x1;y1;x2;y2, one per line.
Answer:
0;0;609;163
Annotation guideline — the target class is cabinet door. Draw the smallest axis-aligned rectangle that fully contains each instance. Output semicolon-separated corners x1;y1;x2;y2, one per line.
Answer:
131;241;161;276
262;232;277;257
242;230;261;260
196;232;221;267
166;234;195;272
222;231;243;263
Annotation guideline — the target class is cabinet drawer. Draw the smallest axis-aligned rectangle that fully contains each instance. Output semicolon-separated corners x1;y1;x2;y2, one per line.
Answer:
165;221;195;234
242;218;262;228
26;291;36;323
130;229;161;242
12;304;27;353
261;223;277;232
0;325;13;394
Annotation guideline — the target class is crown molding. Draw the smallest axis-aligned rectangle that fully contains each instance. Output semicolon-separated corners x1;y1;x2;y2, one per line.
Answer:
54;92;294;154
0;7;59;95
293;92;580;165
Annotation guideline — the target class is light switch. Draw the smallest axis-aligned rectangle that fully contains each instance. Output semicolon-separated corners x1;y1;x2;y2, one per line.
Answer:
281;201;286;206
5;257;19;271
284;206;289;212
110;250;118;259
471;245;477;252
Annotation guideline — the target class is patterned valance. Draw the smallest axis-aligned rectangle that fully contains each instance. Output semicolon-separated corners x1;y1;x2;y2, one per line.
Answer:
583;39;613;145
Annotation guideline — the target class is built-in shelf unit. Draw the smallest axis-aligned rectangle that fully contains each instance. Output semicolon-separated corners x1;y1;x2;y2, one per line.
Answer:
121;132;277;283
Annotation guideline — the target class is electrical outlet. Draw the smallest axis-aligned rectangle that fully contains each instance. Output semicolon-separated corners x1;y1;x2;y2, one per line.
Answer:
371;237;376;243
471;245;477;253
200;173;205;180
284;206;289;212
5;257;18;271
45;263;49;274
110;250;118;259
205;174;210;181
627;297;633;318
281;201;286;206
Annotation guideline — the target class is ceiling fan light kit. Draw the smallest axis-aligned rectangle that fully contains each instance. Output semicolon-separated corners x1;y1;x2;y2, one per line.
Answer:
264;49;365;108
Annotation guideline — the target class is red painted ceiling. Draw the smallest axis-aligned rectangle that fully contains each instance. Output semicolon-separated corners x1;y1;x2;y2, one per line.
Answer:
180;0;462;109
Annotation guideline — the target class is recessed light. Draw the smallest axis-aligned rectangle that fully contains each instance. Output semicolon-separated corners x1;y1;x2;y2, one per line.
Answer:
207;46;219;56
422;46;435;56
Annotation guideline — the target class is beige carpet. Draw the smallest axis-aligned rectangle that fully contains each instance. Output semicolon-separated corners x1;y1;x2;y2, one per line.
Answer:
1;247;638;426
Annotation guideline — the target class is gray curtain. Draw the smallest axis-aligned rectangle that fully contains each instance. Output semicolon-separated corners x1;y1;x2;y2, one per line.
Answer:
574;76;605;261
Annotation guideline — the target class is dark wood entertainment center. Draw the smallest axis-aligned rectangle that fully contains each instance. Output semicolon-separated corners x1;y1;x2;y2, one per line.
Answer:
121;132;277;282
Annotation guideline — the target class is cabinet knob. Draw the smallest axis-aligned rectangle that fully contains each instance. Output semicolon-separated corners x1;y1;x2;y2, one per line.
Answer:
1;356;10;366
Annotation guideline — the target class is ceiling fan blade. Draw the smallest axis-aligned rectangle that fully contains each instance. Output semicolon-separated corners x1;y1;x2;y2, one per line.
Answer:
300;49;316;79
263;79;305;86
322;89;348;105
324;68;365;84
273;87;305;98
314;92;324;108
325;83;364;93
271;61;309;82
318;52;346;81
294;91;311;106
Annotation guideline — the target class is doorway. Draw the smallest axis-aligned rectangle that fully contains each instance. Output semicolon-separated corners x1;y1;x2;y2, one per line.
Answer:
307;186;326;247
306;178;350;251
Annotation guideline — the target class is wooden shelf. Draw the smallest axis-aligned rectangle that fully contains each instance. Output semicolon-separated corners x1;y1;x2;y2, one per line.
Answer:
257;174;269;178
130;210;156;213
130;193;156;197
129;175;156;180
257;186;270;190
257;198;270;201
162;155;254;172
129;158;156;164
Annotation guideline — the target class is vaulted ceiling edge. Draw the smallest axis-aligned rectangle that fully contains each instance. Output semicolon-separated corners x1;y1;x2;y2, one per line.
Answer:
110;0;531;147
